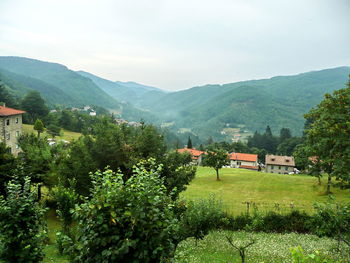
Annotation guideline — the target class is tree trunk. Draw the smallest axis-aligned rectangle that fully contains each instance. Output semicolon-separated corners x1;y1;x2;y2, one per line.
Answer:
326;175;332;194
37;184;42;201
318;176;321;185
216;169;220;181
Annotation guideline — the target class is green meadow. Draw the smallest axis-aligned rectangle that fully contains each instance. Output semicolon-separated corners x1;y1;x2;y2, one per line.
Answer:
181;167;350;214
23;124;82;142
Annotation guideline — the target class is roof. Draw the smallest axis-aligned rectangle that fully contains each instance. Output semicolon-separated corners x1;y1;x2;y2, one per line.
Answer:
230;153;258;162
177;148;205;158
0;106;25;116
265;155;295;167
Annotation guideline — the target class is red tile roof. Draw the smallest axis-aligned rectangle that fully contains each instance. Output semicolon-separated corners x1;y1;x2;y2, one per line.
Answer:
0;106;25;116
177;148;205;158
230;153;258;162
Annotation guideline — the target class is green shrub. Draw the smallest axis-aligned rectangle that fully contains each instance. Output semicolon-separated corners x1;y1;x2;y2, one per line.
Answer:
290;246;340;263
179;196;226;241
72;159;179;263
0;177;47;263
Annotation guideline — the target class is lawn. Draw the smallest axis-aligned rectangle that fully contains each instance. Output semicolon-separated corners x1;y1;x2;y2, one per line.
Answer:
23;124;82;142
181;167;350;214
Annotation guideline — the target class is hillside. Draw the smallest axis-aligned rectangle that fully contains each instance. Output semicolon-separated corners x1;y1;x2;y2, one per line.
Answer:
76;71;165;106
142;67;350;139
0;56;119;109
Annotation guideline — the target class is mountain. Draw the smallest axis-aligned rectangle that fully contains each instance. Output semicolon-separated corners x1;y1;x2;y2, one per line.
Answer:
140;67;350;139
76;71;166;106
0;56;158;122
0;56;119;108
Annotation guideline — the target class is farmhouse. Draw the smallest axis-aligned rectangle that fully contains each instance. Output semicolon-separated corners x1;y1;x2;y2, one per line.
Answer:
265;155;295;174
177;148;205;165
229;153;258;170
0;105;25;156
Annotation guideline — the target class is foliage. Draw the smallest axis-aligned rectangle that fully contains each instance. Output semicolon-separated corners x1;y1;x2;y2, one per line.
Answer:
187;136;193;148
300;78;350;192
72;160;179;263
0;142;18;197
203;148;229;180
0;82;18;108
161;151;196;199
21;90;49;123
33;119;45;137
290;246;340;263
179;196;226;242
0;177;47;263
47;124;62;138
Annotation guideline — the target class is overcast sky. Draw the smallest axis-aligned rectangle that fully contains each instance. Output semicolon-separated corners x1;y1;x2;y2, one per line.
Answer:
0;0;349;91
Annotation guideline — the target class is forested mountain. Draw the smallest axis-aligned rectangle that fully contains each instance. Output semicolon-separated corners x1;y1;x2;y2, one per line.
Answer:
0;56;158;122
0;56;119;108
141;67;350;139
76;71;165;106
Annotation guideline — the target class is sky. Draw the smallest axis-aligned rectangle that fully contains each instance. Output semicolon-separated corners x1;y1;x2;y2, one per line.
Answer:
0;0;349;91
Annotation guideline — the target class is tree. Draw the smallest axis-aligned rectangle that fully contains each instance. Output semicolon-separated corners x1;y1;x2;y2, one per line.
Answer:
0;177;47;263
47;124;61;138
33;119;45;138
301;78;350;193
203;148;229;180
0;143;18;197
187;136;193;149
279;128;292;143
21;91;49;123
0;83;18;108
72;161;179;262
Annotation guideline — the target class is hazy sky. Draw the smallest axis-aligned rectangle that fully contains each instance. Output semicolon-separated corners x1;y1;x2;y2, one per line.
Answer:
0;0;349;91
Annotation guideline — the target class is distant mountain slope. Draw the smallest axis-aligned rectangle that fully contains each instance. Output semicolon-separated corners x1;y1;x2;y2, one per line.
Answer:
0;68;76;106
143;67;350;138
0;56;119;108
76;71;165;106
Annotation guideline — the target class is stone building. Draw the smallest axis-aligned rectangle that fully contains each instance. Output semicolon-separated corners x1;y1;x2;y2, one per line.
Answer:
265;154;295;174
0;105;25;156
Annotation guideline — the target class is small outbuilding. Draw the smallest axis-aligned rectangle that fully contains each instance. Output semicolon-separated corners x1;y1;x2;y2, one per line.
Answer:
265;155;295;174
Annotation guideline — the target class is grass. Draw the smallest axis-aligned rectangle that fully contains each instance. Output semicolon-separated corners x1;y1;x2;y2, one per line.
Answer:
181;167;350;214
23;124;82;141
175;231;350;262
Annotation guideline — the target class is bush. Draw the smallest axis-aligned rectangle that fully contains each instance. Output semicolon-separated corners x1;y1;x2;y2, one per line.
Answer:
179;196;226;241
0;177;47;263
72;160;179;263
290;246;340;263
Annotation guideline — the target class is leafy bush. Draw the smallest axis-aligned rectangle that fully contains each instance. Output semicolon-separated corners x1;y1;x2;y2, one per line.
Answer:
179;196;226;241
290;246;340;263
310;201;350;238
72;160;179;262
0;177;47;263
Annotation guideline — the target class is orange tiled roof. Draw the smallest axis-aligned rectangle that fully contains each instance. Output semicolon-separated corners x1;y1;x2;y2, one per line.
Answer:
230;153;257;162
0;106;25;116
177;148;205;157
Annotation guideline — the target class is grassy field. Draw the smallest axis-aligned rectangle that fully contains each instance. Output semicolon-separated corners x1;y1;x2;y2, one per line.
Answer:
181;167;350;214
23;124;82;141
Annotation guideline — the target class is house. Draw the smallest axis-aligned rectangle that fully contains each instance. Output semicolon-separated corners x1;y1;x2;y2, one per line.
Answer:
265;155;295;174
177;148;205;165
0;105;25;156
229;153;258;170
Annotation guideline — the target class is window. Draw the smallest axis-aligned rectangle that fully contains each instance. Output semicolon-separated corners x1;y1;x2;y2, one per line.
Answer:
278;166;281;170
285;166;288;171
6;133;10;140
237;161;241;165
16;118;19;124
6;119;10;125
271;165;274;169
15;144;19;149
16;131;20;137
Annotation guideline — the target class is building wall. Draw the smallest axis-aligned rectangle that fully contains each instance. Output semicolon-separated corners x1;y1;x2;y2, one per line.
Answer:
1;114;23;156
265;164;294;174
230;160;257;168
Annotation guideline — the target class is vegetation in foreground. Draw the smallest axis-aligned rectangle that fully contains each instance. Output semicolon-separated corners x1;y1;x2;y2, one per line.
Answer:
175;231;350;263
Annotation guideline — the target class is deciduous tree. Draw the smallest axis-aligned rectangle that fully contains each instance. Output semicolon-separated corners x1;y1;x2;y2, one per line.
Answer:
204;148;229;180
